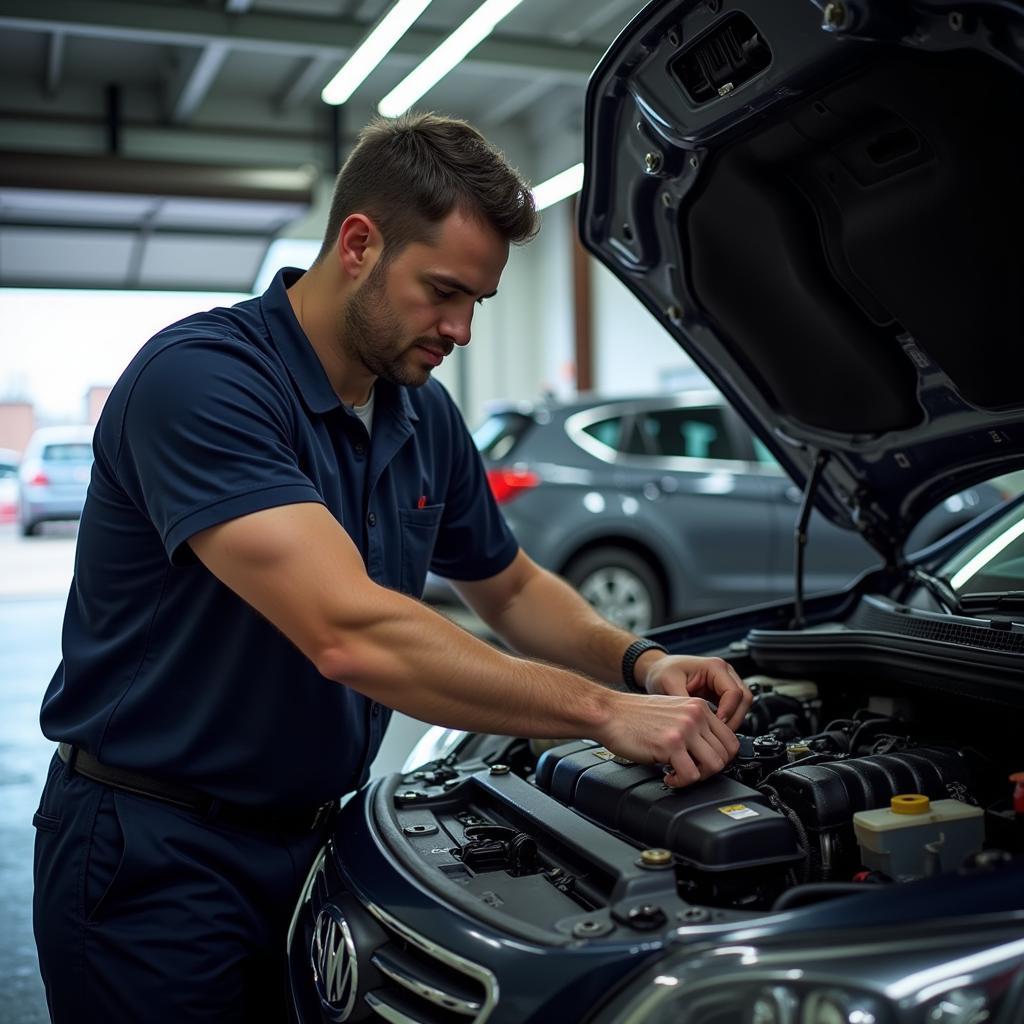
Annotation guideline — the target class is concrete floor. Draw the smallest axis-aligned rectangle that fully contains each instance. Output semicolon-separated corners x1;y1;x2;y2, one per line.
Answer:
0;523;487;1022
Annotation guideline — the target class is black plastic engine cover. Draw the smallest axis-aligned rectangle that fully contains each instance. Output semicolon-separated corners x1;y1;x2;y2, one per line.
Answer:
535;742;803;873
769;747;972;831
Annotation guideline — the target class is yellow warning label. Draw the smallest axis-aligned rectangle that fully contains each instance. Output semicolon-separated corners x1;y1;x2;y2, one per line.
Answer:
718;804;759;820
592;748;634;765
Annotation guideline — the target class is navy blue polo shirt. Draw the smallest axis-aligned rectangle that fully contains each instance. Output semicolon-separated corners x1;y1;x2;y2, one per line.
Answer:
40;268;518;808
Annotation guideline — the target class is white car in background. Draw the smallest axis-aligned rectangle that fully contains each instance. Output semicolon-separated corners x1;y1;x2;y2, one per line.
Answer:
18;426;95;536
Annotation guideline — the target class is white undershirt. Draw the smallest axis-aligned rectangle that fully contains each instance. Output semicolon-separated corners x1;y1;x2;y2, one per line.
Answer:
349;388;375;437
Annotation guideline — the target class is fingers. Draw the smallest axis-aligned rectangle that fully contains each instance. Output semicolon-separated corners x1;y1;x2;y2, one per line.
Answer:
716;684;753;730
652;656;753;731
661;703;736;788
702;658;753;730
663;737;726;788
663;750;700;787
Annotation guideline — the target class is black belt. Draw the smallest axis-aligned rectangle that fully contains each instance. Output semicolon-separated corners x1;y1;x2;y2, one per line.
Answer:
58;743;338;833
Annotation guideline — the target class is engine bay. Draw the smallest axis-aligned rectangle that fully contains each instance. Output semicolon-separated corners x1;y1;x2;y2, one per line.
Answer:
378;672;1023;936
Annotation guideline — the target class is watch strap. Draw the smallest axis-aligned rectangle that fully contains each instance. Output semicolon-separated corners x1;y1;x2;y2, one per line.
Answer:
621;639;668;693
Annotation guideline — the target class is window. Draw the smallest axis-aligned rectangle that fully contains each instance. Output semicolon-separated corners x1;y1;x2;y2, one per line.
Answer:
581;417;623;451
753;437;779;466
637;407;735;460
42;444;93;461
942;503;1024;596
472;413;532;461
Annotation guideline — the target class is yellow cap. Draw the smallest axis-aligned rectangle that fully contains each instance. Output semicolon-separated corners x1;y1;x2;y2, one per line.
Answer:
891;794;930;815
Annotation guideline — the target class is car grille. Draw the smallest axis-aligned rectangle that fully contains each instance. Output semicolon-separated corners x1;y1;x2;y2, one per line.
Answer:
289;847;497;1024
363;902;496;1024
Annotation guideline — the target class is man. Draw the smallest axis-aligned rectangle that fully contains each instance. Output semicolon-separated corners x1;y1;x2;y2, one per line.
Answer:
33;113;752;1021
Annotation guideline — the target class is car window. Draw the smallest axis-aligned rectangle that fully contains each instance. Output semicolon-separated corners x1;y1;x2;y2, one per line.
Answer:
472;413;532;461
941;501;1024;595
41;443;93;461
753;437;779;466
581;416;623;450
0;464;17;480
637;407;736;460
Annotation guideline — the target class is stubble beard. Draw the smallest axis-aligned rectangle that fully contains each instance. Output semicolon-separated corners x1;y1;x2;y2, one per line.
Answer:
340;263;434;390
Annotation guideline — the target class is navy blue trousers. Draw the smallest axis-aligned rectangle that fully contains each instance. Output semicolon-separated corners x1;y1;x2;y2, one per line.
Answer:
33;752;328;1022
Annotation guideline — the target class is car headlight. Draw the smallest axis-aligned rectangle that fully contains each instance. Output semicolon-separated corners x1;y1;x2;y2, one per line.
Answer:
593;919;1024;1024
401;725;468;773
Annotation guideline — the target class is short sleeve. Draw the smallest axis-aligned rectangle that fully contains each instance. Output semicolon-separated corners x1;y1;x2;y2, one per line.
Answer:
428;397;518;581
115;338;324;565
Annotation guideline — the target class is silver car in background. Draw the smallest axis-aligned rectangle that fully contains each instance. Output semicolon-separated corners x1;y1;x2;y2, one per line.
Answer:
0;448;19;526
18;426;95;536
452;391;1009;631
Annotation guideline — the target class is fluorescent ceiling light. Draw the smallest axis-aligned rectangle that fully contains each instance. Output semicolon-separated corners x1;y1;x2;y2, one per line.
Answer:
322;0;435;106
378;0;523;118
532;162;584;211
950;514;1024;590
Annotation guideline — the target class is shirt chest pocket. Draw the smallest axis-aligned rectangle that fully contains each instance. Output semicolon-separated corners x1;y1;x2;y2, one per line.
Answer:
398;503;445;597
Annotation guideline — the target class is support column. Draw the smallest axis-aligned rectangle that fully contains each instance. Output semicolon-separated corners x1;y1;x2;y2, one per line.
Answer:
570;197;593;392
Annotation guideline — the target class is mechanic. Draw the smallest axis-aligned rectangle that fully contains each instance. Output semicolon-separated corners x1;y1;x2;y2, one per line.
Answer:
32;112;752;1022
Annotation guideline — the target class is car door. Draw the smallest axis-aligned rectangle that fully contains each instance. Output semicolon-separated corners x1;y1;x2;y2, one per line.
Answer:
752;437;882;598
621;400;781;614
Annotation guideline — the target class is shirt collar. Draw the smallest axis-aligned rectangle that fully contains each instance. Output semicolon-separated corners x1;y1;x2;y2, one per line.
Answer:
260;267;342;415
259;267;418;425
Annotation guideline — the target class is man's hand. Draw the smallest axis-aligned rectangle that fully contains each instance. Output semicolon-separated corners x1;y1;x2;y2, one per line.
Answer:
596;690;741;788
640;653;753;730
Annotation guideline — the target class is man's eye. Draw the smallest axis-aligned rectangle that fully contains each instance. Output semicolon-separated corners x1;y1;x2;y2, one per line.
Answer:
433;286;454;300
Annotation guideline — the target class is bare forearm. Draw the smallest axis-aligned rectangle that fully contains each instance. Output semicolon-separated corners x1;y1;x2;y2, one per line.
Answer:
317;583;620;737
469;566;642;687
192;504;743;787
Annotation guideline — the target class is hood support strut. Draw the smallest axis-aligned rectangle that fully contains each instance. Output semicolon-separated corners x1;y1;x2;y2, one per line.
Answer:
790;450;831;629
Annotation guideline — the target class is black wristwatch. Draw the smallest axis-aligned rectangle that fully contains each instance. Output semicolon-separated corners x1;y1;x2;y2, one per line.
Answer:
621;639;668;693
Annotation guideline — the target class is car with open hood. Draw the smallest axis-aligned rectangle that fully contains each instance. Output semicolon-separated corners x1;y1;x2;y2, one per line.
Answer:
287;2;1024;1022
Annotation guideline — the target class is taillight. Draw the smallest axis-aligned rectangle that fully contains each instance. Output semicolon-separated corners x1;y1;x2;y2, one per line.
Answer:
28;471;50;486
486;467;540;504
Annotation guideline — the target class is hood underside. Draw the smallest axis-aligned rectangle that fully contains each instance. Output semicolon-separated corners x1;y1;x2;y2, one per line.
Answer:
579;0;1024;563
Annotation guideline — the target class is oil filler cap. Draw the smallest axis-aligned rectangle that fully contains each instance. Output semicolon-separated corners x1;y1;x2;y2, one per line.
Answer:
891;794;930;815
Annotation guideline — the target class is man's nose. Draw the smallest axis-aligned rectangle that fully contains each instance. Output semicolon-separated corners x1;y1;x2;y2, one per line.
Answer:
439;307;473;347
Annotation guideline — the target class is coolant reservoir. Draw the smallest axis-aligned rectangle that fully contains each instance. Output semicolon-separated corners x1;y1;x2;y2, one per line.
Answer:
853;794;984;880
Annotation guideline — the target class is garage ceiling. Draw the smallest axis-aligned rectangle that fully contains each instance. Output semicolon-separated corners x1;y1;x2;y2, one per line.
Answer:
0;0;635;290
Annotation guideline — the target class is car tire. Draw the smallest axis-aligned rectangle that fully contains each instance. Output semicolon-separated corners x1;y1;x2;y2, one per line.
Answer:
564;547;667;633
19;518;39;537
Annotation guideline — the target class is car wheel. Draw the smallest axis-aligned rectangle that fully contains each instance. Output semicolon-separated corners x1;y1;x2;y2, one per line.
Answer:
564;547;666;632
19;518;39;537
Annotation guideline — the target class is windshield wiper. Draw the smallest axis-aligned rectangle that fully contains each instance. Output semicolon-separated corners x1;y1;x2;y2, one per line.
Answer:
907;567;963;615
957;590;1024;615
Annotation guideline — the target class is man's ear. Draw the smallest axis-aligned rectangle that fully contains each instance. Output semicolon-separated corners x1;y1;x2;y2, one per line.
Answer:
336;214;382;281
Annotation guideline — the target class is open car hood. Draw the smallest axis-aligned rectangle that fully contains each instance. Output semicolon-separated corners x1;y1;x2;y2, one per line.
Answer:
579;0;1024;564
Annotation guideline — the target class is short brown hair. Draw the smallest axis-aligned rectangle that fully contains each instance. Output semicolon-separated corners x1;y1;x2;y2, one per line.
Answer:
316;112;538;264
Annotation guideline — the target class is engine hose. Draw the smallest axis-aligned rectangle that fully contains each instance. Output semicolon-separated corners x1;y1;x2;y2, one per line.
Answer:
772;882;879;912
849;717;900;754
762;785;811;884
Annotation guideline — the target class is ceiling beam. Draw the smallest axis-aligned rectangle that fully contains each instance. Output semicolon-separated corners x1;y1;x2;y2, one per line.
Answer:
224;0;253;12
167;42;229;123
488;75;559;126
0;151;318;203
276;54;336;112
0;0;601;82
555;0;640;46
44;31;65;95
